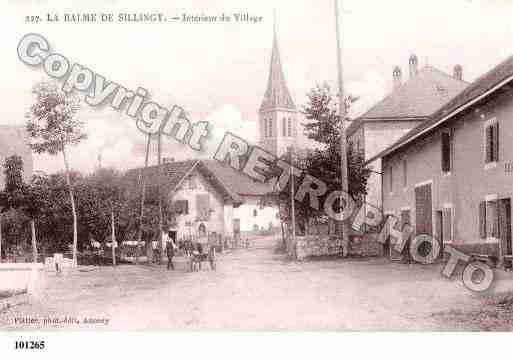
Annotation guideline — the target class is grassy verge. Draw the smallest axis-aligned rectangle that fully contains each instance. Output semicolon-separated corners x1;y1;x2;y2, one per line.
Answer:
432;292;513;330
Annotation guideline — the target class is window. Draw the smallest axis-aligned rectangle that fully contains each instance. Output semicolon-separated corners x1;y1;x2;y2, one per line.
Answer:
196;194;210;220
402;159;407;188
287;118;292;137
268;118;273;138
253;209;258;217
262;118;267;138
441;130;452;172
282;117;287;136
485;121;499;163
479;200;498;239
174;200;189;215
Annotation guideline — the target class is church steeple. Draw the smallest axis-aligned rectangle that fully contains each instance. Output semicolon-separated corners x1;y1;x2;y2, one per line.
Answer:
258;15;298;158
259;18;296;112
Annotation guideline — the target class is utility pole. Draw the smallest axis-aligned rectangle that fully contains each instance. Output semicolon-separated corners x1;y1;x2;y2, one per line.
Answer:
157;127;164;264
288;146;296;253
136;134;151;264
111;206;116;266
334;0;350;256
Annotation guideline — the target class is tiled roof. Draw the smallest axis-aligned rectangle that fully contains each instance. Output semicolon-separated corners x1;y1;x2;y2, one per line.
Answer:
259;29;296;112
368;55;513;163
124;159;274;204
359;66;468;119
202;160;274;196
124;159;199;198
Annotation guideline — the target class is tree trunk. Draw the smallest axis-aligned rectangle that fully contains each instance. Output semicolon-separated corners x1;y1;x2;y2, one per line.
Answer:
136;134;151;264
62;144;78;267
31;219;37;263
111;208;116;266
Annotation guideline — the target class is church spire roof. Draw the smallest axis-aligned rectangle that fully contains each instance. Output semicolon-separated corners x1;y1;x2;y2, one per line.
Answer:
259;19;296;112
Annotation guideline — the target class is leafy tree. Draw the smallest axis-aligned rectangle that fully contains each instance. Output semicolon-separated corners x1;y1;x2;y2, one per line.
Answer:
26;81;86;266
272;83;370;236
0;155;45;262
303;83;358;147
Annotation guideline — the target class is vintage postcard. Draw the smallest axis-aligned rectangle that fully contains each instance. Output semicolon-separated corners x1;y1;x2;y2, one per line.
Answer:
1;0;513;356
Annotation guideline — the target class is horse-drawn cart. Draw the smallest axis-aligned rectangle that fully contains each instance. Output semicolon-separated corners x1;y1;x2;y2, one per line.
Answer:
188;243;216;272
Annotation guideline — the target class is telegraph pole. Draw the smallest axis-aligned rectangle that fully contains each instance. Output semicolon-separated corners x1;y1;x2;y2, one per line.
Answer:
334;0;350;256
111;206;116;266
289;146;296;245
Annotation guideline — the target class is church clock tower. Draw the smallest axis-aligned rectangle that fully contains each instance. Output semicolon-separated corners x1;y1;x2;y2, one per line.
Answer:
258;23;298;157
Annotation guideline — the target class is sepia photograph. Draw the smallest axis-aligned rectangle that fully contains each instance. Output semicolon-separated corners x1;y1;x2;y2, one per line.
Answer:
1;0;513;356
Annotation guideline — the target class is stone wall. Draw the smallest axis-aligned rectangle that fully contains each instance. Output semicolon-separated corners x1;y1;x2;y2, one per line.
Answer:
286;234;384;260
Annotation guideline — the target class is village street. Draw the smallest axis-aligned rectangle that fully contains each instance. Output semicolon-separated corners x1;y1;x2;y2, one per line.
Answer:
2;236;513;330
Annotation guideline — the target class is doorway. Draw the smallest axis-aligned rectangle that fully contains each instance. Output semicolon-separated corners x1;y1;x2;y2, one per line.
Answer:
415;182;433;260
498;198;512;266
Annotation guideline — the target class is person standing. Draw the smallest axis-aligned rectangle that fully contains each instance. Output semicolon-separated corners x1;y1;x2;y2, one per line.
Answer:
166;237;176;270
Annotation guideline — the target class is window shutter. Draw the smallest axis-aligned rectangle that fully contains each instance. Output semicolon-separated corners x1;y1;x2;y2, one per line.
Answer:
479;201;486;239
196;194;210;219
493;122;499;162
441;132;451;172
485;125;493;163
492;200;499;238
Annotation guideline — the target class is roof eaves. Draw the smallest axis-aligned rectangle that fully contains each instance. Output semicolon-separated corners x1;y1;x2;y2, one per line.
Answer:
366;71;513;165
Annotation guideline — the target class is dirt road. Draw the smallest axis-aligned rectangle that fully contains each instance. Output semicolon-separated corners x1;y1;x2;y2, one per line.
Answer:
2;236;513;330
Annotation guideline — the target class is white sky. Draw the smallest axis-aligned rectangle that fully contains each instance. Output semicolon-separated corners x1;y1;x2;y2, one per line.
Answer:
2;0;513;174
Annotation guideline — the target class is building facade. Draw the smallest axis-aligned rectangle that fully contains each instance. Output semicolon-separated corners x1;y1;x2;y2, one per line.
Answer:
348;55;468;211
125;159;280;242
373;55;513;265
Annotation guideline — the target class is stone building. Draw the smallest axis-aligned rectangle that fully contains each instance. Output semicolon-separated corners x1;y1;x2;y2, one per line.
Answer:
124;159;279;241
347;55;468;212
371;55;513;265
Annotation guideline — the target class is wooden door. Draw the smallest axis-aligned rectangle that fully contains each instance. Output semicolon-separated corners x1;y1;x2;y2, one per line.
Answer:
415;183;433;236
498;198;512;261
415;183;433;260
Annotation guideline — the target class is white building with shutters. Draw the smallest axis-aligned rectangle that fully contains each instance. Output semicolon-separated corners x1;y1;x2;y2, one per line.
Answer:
370;55;513;266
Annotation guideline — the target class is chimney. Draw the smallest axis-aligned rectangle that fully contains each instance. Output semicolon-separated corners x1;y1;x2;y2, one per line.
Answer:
393;66;402;90
163;157;174;163
409;54;418;78
453;64;463;81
